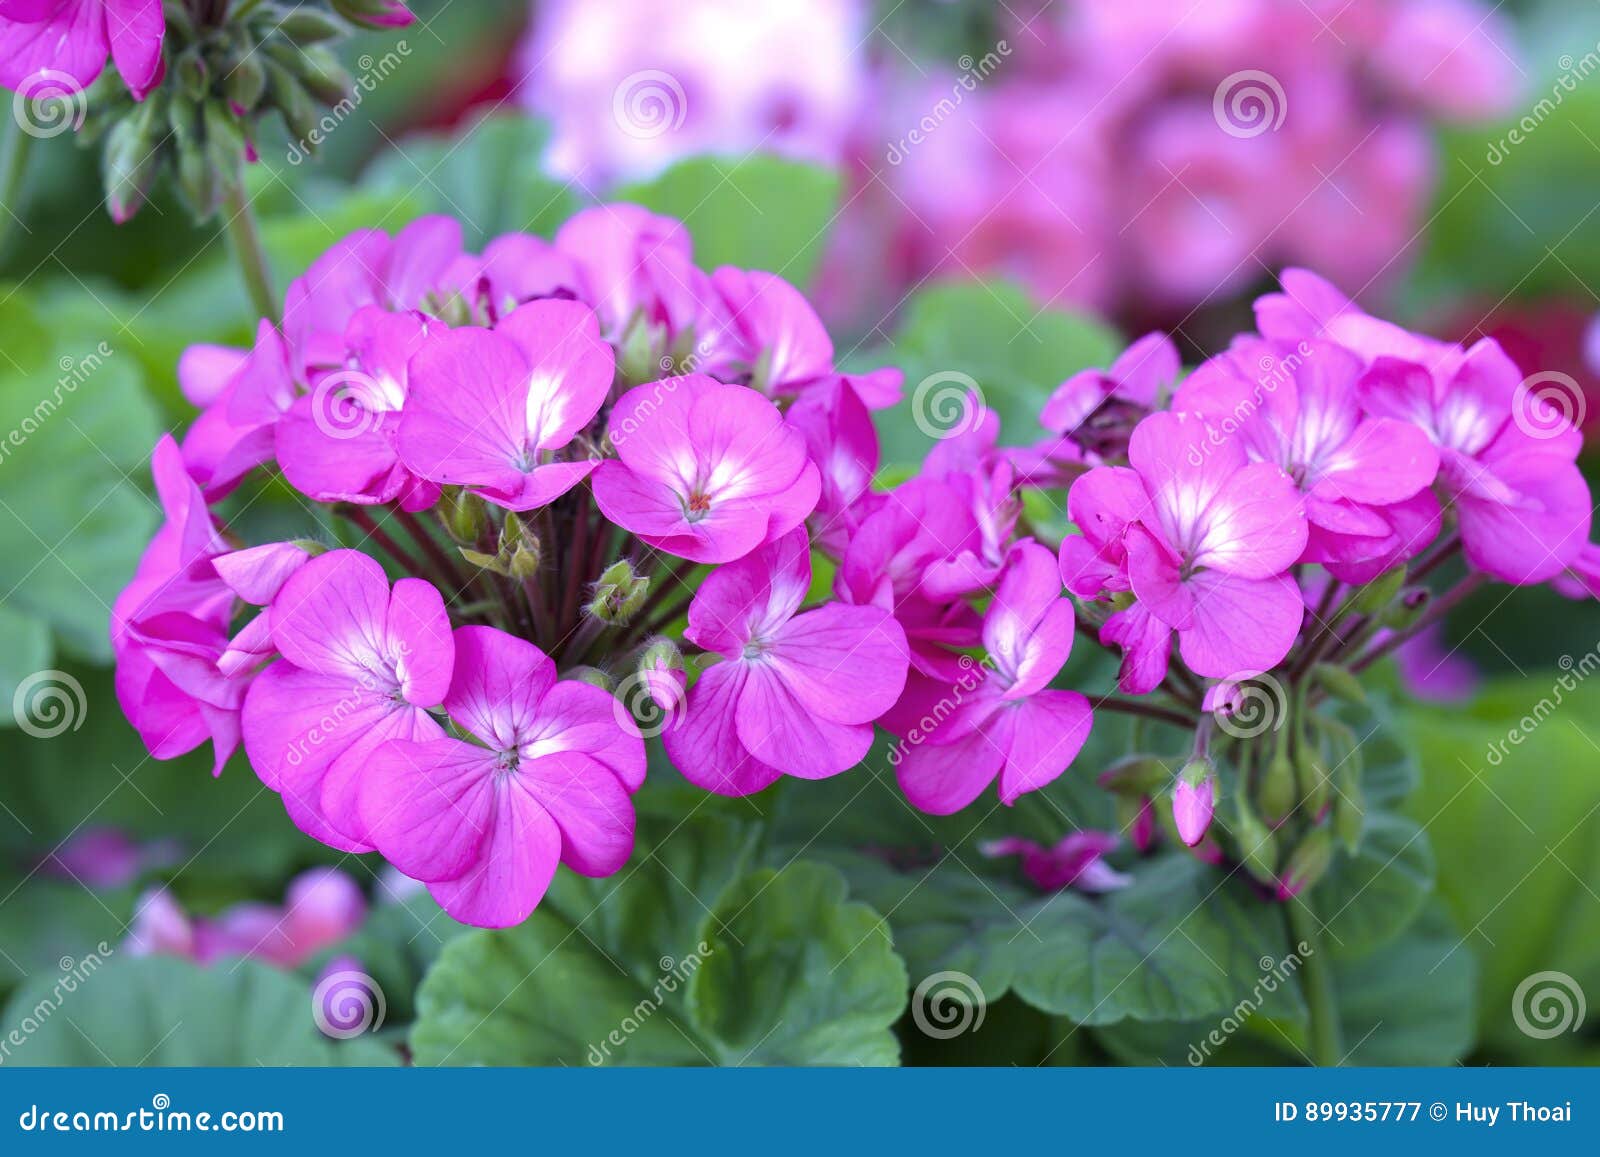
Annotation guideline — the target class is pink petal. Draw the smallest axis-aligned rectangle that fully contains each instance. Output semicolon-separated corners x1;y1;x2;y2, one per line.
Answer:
661;663;783;796
994;690;1094;804
268;550;392;677
1176;570;1303;678
735;662;873;779
769;603;909;724
493;299;614;448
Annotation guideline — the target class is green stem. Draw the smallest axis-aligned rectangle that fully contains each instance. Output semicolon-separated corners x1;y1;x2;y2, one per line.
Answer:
221;181;279;324
1288;896;1342;1066
0;115;32;259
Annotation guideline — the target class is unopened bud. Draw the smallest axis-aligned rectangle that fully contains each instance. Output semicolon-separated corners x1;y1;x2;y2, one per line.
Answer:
1332;765;1364;853
439;487;486;545
175;49;209;100
1277;828;1334;900
1232;791;1279;886
103;94;166;223
1381;587;1431;631
223;54;268;111
1353;566;1407;616
1097;754;1171;797
1258;750;1298;823
1172;758;1216;847
589;560;649;624
1113;794;1158;852
567;666;614;691
1312;663;1366;706
278;8;350;44
637;638;687;713
1295;741;1331;820
331;0;416;30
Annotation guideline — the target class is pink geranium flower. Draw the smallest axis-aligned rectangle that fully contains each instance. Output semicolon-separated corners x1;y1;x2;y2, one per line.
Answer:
397;299;613;511
0;0;164;101
885;542;1094;814
1174;338;1441;582
592;374;820;563
359;626;645;928
1359;340;1591;585
1061;411;1308;690
180;321;296;500
663;529;908;795
241;550;454;853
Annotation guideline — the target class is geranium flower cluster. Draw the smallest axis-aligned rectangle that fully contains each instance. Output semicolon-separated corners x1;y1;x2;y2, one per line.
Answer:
113;206;915;928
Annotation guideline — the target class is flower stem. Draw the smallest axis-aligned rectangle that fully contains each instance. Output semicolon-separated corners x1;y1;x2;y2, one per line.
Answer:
0;115;32;259
221;181;279;325
1092;696;1195;730
1287;895;1342;1066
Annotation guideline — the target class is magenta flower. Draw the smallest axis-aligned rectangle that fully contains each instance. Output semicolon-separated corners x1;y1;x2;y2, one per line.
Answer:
1554;543;1600;601
358;626;645;928
787;378;881;556
276;307;440;510
241;550;454;853
1359;340;1592;585
397;300;613;511
552;204;704;341
214;541;316;677
663;530;908;795
1174;339;1441;583
0;0;164;101
885;542;1093;814
1061;411;1308;690
180;321;295;500
980;831;1130;893
592;374;820;563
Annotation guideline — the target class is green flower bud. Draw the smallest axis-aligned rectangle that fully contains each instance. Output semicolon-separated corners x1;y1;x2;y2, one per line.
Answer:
1380;587;1431;631
103;93;167;223
1295;739;1331;820
439;487;486;546
567;665;615;691
588;560;650;624
1352;565;1407;617
265;60;320;145
1258;750;1298;823
1096;754;1172;797
1277;828;1334;900
1232;790;1279;886
332;0;415;32
278;8;350;44
1312;662;1366;706
1332;763;1364;853
175;49;209;101
223;54;268;112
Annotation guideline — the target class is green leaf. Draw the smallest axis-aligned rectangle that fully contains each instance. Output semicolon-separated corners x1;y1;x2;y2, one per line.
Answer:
363;113;578;246
0;880;134;1000
614;154;841;285
1331;903;1478;1065
0;955;397;1066
1010;855;1304;1027
1400;677;1600;1059
855;280;1121;468
411;817;906;1066
0;290;161;692
1312;811;1435;959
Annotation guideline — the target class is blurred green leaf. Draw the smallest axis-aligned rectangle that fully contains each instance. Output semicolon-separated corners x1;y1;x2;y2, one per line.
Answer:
0;955;397;1065
0;288;160;691
614;154;841;286
1400;677;1600;1060
1312;812;1435;960
0;880;134;1001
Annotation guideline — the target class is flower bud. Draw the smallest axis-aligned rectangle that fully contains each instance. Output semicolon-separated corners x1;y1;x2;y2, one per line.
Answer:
637;638;687;714
1295;740;1331;820
589;560;650;624
1257;750;1298;823
278;8;350;44
175;49;209;101
1276;828;1334;900
331;0;416;30
223;54;268;112
567;666;615;691
1352;565;1407;616
439;487;486;545
1232;790;1279;886
1332;764;1364;853
1171;758;1216;847
459;547;509;577
1312;663;1366;706
1113;794;1158;852
1097;754;1171;797
502;514;541;581
103;93;167;223
265;59;320;145
1381;587;1431;631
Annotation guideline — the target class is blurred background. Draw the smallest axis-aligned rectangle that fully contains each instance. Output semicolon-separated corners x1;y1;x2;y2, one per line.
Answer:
2;0;1599;1064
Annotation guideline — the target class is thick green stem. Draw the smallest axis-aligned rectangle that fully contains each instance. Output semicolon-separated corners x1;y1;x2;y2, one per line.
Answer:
221;181;279;324
1288;896;1342;1066
0;116;32;259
